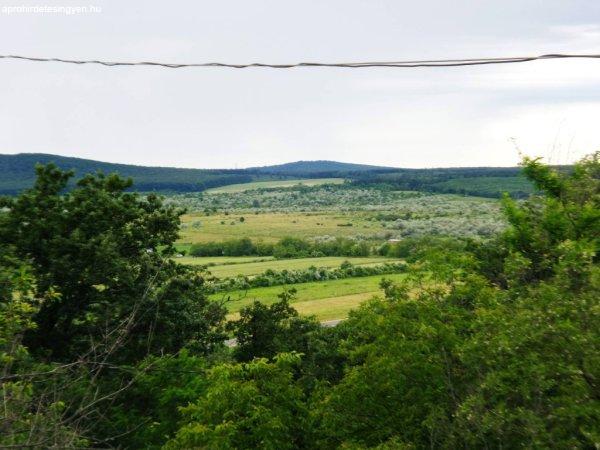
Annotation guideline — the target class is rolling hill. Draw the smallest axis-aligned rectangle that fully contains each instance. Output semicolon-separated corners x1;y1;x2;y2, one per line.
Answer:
0;154;395;195
0;153;539;198
250;160;394;176
0;153;262;195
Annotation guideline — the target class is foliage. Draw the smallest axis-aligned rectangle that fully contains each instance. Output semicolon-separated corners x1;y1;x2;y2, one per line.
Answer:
456;266;600;448
0;247;38;371
310;153;600;448
0;246;86;447
189;236;373;258
478;152;600;286
165;353;309;450
189;237;274;257
313;267;484;448
97;350;220;449
0;164;227;363
226;288;347;390
228;290;321;362
378;235;467;261
171;153;597;449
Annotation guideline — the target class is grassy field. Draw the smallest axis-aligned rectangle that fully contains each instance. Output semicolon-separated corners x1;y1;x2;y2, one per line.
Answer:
212;272;406;320
177;256;275;266
179;211;376;244
205;178;345;194
175;191;504;246
201;256;400;278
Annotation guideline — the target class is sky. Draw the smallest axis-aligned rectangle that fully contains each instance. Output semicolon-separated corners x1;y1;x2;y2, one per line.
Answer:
1;0;600;169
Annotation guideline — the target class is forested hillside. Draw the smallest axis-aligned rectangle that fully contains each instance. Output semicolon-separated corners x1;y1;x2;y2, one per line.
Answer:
250;160;394;176
0;153;260;194
1;153;544;198
0;154;390;194
353;166;542;198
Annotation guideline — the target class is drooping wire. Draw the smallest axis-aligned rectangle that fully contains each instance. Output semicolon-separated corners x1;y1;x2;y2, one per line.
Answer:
0;53;599;69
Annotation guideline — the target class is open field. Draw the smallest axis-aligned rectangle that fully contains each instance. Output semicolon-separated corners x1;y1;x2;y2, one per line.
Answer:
212;272;407;320
175;184;506;319
292;292;376;321
201;256;400;278
179;211;377;244
177;255;275;266
205;178;345;193
175;189;505;245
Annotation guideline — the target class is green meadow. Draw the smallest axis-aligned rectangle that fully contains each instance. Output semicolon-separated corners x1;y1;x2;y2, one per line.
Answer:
179;211;377;244
184;256;399;278
205;178;345;193
212;272;407;321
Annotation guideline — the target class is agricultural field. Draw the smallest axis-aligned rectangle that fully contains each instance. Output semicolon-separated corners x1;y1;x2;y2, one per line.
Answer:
179;211;377;243
175;185;505;245
172;182;506;322
183;256;399;278
177;255;275;266
212;272;408;321
170;185;425;212
205;178;345;193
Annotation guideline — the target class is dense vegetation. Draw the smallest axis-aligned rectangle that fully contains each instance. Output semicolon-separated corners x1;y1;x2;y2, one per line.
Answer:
1;153;598;448
352;166;542;198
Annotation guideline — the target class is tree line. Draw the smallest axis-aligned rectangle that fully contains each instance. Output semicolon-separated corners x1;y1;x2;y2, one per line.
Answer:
189;236;372;258
205;261;407;293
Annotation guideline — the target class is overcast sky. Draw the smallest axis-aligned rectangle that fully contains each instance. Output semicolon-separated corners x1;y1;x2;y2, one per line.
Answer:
1;0;599;168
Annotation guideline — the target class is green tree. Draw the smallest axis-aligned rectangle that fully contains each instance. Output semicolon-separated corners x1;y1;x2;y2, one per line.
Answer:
454;153;600;448
499;152;599;283
97;350;218;449
457;265;600;448
314;272;486;448
0;245;85;447
0;164;226;362
228;289;320;362
165;353;309;450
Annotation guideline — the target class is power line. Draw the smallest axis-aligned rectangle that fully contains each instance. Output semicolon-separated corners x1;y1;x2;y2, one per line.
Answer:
0;53;599;70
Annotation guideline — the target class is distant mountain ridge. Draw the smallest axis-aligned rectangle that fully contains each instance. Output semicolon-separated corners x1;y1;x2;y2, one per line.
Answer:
0;153;395;195
0;153;536;198
251;160;394;175
0;153;256;194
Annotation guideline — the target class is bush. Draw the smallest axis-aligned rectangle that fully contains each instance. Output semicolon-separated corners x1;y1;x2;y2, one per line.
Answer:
273;236;313;258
